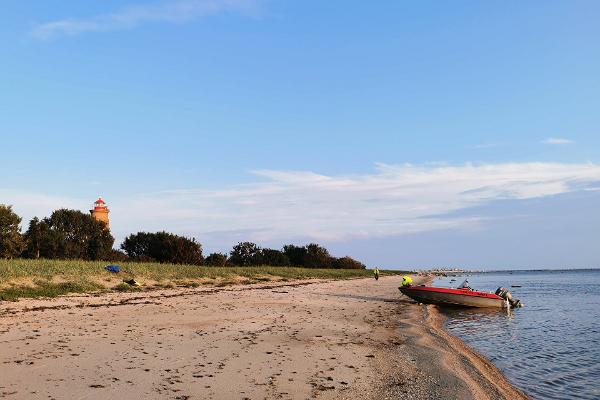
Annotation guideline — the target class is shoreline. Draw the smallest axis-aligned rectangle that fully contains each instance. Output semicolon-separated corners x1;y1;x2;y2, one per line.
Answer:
345;276;529;400
424;305;529;399
0;276;527;399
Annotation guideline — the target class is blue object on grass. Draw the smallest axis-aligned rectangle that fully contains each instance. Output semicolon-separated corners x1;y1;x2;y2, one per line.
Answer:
105;265;121;273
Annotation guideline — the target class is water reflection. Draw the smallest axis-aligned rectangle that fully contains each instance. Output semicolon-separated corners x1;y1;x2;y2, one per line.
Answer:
439;305;514;320
438;305;520;343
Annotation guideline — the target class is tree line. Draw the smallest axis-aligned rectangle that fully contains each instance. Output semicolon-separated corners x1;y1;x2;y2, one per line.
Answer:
0;205;366;269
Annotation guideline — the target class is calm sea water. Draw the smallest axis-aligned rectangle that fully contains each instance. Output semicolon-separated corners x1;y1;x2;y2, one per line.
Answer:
434;269;600;400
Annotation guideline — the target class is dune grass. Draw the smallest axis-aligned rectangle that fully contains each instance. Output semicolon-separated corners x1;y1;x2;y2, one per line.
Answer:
0;259;409;301
0;280;104;302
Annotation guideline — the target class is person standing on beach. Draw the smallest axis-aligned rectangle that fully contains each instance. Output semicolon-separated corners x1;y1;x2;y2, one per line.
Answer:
373;267;380;281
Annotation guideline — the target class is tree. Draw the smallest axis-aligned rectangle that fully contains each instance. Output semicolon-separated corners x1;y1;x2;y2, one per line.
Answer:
24;209;114;260
304;243;333;268
23;217;42;259
121;231;204;265
282;244;307;266
120;232;153;260
259;248;290;266
205;252;228;267
229;242;260;266
0;204;26;259
333;256;366;270
24;218;62;260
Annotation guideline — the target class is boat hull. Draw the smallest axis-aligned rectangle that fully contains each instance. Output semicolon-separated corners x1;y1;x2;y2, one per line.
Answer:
399;286;506;308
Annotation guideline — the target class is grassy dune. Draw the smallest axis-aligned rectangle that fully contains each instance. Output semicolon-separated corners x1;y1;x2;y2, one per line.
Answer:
0;259;409;301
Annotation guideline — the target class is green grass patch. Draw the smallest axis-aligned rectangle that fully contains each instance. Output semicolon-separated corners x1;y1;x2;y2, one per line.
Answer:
0;259;411;301
0;280;103;302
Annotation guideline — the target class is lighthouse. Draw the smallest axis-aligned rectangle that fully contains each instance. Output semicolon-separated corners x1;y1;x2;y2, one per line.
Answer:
90;197;110;229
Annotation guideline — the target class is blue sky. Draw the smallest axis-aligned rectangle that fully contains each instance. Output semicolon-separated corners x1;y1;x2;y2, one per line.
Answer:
1;0;600;269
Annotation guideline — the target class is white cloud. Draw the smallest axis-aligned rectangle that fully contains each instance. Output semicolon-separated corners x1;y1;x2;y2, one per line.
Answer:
542;137;574;145
4;162;600;247
31;0;258;39
112;162;600;243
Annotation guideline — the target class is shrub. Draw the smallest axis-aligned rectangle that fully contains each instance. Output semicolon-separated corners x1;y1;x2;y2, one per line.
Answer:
205;252;228;267
105;249;129;262
333;256;366;270
121;231;203;265
259;248;290;266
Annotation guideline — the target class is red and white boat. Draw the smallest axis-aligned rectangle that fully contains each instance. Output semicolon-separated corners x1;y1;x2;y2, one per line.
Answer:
399;282;521;308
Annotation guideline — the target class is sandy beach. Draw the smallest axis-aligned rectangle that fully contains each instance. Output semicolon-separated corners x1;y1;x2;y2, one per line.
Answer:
0;276;528;399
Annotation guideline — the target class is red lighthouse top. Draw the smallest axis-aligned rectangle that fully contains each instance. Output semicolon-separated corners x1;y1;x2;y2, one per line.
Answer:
93;197;108;210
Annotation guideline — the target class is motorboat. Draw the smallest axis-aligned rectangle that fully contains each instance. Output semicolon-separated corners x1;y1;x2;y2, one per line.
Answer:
399;279;521;308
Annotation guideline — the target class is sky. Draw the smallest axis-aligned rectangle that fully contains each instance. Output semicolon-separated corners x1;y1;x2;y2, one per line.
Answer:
1;0;600;269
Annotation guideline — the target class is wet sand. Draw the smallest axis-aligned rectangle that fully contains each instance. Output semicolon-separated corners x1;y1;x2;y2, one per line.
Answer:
0;276;528;399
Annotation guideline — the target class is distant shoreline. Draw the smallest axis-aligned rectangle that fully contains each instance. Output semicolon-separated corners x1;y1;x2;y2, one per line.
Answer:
412;267;599;274
482;267;600;273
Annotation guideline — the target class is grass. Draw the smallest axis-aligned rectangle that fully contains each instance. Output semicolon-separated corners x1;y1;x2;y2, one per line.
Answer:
0;280;103;302
0;259;410;301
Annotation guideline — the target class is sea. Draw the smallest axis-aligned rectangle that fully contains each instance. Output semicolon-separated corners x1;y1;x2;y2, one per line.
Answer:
434;269;600;400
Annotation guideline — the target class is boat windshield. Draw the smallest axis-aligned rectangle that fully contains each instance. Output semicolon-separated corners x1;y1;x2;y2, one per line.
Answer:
457;279;472;290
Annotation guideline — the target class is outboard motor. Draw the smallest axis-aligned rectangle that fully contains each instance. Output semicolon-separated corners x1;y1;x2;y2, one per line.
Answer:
495;287;523;308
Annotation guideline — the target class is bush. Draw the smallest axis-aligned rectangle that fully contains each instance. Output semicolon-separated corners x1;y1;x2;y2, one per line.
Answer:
332;256;366;270
205;252;228;267
281;244;366;269
259;248;290;266
105;249;129;262
121;231;203;265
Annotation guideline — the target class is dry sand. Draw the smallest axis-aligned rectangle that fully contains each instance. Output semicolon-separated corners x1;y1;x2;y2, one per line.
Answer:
0;276;528;399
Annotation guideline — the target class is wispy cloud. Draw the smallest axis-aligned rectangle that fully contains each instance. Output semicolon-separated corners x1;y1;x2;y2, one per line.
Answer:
5;163;600;248
31;0;258;40
542;137;574;145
